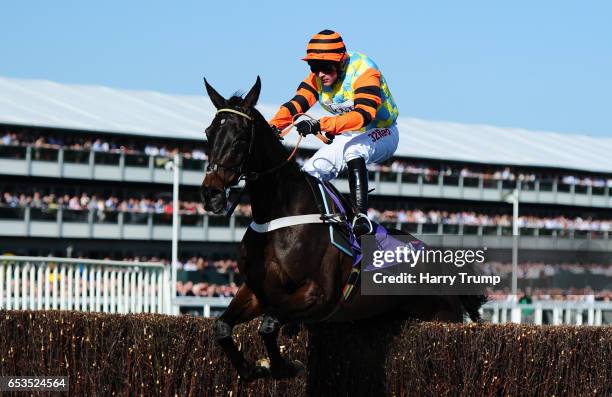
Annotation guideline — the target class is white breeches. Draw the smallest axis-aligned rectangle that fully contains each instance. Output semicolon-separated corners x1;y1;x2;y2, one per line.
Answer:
302;124;399;181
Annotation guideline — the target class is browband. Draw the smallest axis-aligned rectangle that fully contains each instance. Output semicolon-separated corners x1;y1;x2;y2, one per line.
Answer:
216;108;252;120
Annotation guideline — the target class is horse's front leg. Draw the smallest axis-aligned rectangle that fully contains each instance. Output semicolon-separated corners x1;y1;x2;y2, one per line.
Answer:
214;284;268;381
257;281;323;379
258;314;305;379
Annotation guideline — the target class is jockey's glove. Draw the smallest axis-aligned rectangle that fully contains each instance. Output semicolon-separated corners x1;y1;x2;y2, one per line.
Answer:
296;119;321;137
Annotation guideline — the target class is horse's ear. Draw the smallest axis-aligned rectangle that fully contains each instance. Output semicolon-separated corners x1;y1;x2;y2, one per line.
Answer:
242;76;261;109
204;78;226;109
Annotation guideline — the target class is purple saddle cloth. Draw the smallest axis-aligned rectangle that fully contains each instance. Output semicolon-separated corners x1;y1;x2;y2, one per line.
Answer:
318;179;425;272
362;224;426;272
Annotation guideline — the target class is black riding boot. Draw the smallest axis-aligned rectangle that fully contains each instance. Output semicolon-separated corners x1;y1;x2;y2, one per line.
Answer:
347;157;373;238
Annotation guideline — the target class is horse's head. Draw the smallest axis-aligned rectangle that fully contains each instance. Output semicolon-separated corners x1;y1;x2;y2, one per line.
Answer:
201;76;261;214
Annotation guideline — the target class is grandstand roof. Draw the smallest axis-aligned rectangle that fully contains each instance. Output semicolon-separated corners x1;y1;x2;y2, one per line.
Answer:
1;76;611;173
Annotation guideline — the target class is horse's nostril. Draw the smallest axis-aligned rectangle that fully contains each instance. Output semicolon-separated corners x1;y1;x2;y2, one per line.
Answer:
201;188;226;214
202;187;224;203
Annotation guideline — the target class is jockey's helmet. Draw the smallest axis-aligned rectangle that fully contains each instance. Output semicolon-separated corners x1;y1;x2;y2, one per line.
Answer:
302;30;347;63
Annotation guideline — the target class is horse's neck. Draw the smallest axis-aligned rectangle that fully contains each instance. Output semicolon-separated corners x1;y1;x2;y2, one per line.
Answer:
248;169;311;224
247;120;316;224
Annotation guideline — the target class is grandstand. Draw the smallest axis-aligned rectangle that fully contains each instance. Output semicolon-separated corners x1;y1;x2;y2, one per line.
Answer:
0;76;611;321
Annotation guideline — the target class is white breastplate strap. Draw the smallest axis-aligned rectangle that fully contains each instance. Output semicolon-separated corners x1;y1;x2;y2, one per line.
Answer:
249;214;324;233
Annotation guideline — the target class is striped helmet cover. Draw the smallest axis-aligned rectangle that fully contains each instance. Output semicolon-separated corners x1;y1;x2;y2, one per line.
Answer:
302;30;347;62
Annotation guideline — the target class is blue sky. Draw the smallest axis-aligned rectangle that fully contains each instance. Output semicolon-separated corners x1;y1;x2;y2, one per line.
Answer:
1;1;611;137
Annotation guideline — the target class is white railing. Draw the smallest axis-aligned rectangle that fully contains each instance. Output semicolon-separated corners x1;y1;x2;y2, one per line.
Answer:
174;296;233;317
174;297;612;325
0;256;172;314
482;300;612;325
3;259;609;325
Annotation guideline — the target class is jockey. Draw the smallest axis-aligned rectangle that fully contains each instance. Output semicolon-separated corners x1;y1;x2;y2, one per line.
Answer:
269;29;399;237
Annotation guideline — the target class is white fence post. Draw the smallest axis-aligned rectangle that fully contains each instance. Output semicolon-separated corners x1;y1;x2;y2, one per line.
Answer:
21;263;28;309
52;264;59;310
60;264;67;310
118;269;125;313
552;308;561;325
156;269;163;314
37;265;43;310
7;263;13;310
67;266;74;310
44;266;51;310
534;306;543;325
136;270;143;313
88;266;95;312
14;263;20;309
163;265;173;315
588;308;595;324
0;264;4;309
29;265;35;310
130;270;137;313
143;270;150;313
102;267;109;313
95;266;102;312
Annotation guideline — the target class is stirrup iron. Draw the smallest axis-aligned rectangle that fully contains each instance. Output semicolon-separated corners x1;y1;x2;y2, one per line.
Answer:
352;213;373;235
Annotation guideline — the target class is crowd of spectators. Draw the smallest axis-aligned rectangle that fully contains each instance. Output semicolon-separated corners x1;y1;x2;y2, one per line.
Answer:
370;160;612;187
3;129;612;187
484;261;612;303
174;256;240;298
369;208;612;232
488;288;612;303
1;130;207;161
0;191;251;219
483;261;612;279
89;255;242;298
2;191;612;233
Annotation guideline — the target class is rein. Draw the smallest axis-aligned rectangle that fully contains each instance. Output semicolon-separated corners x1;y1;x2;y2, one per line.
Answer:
279;113;332;145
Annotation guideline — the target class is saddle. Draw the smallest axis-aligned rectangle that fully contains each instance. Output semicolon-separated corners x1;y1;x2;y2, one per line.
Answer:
304;173;426;304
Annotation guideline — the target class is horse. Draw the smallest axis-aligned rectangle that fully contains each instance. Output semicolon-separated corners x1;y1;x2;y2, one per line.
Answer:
200;76;486;381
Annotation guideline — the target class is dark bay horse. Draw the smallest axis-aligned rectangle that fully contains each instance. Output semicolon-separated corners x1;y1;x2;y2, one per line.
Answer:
200;77;486;380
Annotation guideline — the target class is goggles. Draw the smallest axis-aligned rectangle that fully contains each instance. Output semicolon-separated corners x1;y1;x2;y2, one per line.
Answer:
308;60;338;74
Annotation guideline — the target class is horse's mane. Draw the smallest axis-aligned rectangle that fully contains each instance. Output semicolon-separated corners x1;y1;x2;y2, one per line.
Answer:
227;93;244;106
226;94;276;135
226;93;288;154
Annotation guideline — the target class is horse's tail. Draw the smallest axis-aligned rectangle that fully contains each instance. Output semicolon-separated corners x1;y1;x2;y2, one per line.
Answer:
459;294;488;322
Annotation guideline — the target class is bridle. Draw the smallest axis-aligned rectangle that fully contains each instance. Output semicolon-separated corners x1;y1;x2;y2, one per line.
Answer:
205;107;294;217
207;108;324;183
205;107;329;217
205;108;258;180
207;108;294;182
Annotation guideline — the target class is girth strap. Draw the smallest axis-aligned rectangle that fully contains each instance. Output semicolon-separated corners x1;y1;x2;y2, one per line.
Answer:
249;214;324;233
